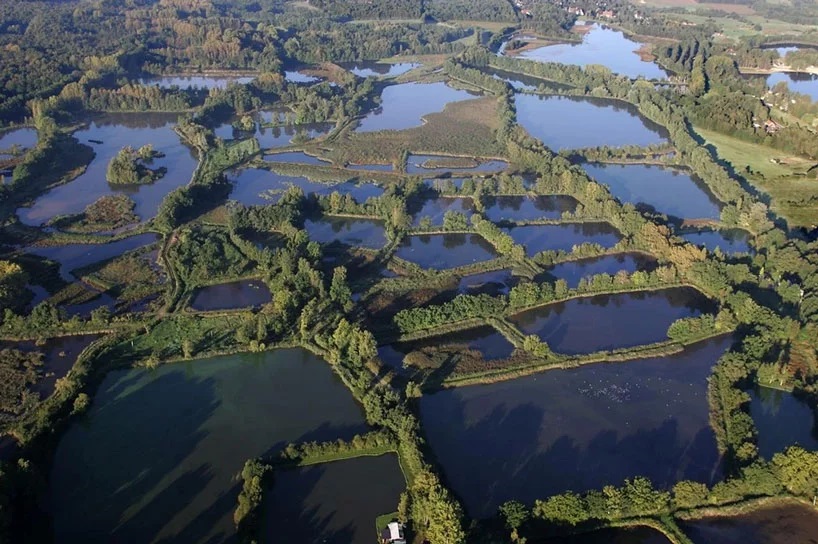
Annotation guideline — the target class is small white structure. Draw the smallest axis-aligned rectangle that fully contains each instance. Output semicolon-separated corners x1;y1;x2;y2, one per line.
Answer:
385;521;406;544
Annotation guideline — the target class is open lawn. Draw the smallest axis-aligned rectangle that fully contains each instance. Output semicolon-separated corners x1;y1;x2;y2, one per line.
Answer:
694;126;818;227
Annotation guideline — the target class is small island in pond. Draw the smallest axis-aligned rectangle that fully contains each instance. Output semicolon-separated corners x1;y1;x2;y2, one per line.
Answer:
106;144;166;185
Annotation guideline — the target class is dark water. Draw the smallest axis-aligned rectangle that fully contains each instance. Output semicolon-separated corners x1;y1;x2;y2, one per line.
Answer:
24;233;159;281
305;217;387;249
0;127;37;153
515;95;668;150
484;195;578;222
1;334;99;398
214;121;332;149
419;336;731;518
508;287;715;355
284;71;321;84
228;168;330;205
411;196;475;226
545;253;658;288
682;229;752;254
582;164;722;219
340;61;420;78
139;75;254;89
325;181;385;202
50;348;368;544
767;72;818;101
749;385;818;459
357;82;477;132
378;325;515;370
263;454;405;544
458;269;516;295
18;114;198;226
502;223;622;256
543;526;672;544
514;24;669;80
406;154;508;175
265;151;332;166
482;67;574;92
679;503;818;544
394;234;499;269
189;280;271;311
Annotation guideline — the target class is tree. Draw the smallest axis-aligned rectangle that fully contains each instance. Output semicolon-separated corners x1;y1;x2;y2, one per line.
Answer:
329;266;352;310
499;500;529;531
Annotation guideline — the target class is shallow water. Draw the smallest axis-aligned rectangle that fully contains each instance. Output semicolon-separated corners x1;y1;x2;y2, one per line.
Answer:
681;229;752;254
394;234;499;269
189;280;272;311
502;223;622;256
749;385;818;459
340;61;420;78
483;195;578;222
139;75;255;89
305;217;387;249
544;253;658;288
378;325;515;370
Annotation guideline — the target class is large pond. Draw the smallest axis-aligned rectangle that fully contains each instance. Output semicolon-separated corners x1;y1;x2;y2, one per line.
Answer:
458;269;516;296
484;195;578;222
544;253;658;288
356;82;477;133
24;233;159;281
766;72;818;101
679;502;818;544
514;95;668;150
394;234;499;269
305;217;387;249
263;454;405;544
582;164;722;219
378;325;515;370
215;121;333;149
406;154;508;175
0;127;37;154
513;24;669;80
340;61;420;78
228;169;331;205
139;74;255;89
18;114;198;226
748;385;818;459
682;229;752;254
544;526;672;544
50;348;367;544
189;280;271;311
502;223;622;256
420;335;730;518
508;287;715;355
411;197;474;226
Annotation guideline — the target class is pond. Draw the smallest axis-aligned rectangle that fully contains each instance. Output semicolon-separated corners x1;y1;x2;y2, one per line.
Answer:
189;280;272;311
139;74;255;89
215;121;333;149
507;287;715;355
378;325;515;370
228;169;330;206
17;113;198;226
458;269;516;296
582;164;722;219
502;223;622;256
50;348;368;544
394;234;499;269
679;502;818;544
514;95;668;151
681;229;752;254
346;162;393;172
513;24;669;80
748;385;818;460
305;217;387;249
767;72;818;101
284;70;321;84
0;127;37;154
356;82;478;133
24;233;159;281
419;335;730;518
544;253;658;288
544;526;673;544
484;195;578;222
340;61;420;78
406;154;508;175
482;67;574;93
411;196;474;226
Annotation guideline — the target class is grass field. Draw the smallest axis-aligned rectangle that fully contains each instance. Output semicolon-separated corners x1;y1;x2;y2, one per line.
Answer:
694;126;818;227
634;0;757;15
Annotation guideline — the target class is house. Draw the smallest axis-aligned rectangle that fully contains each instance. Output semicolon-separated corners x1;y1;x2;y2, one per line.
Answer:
381;521;406;544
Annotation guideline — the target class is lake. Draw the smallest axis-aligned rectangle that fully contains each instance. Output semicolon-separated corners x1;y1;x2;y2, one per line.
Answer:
215;121;332;149
514;24;669;80
189;280;272;311
582;164;722;219
378;325;515;370
139;75;255;89
502;223;622;256
681;229;752;254
411;196;474;226
544;253;658;288
50;348;368;544
394;234;499;269
17;114;198;226
419;335;731;518
263;454;405;544
508;287;715;355
229;169;383;205
484;195;578;222
515;95;668;150
356;82;477;132
0;127;37;154
679;502;818;544
340;61;420;78
749;385;818;460
406;154;508;175
767;72;818;101
305;217;387;249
